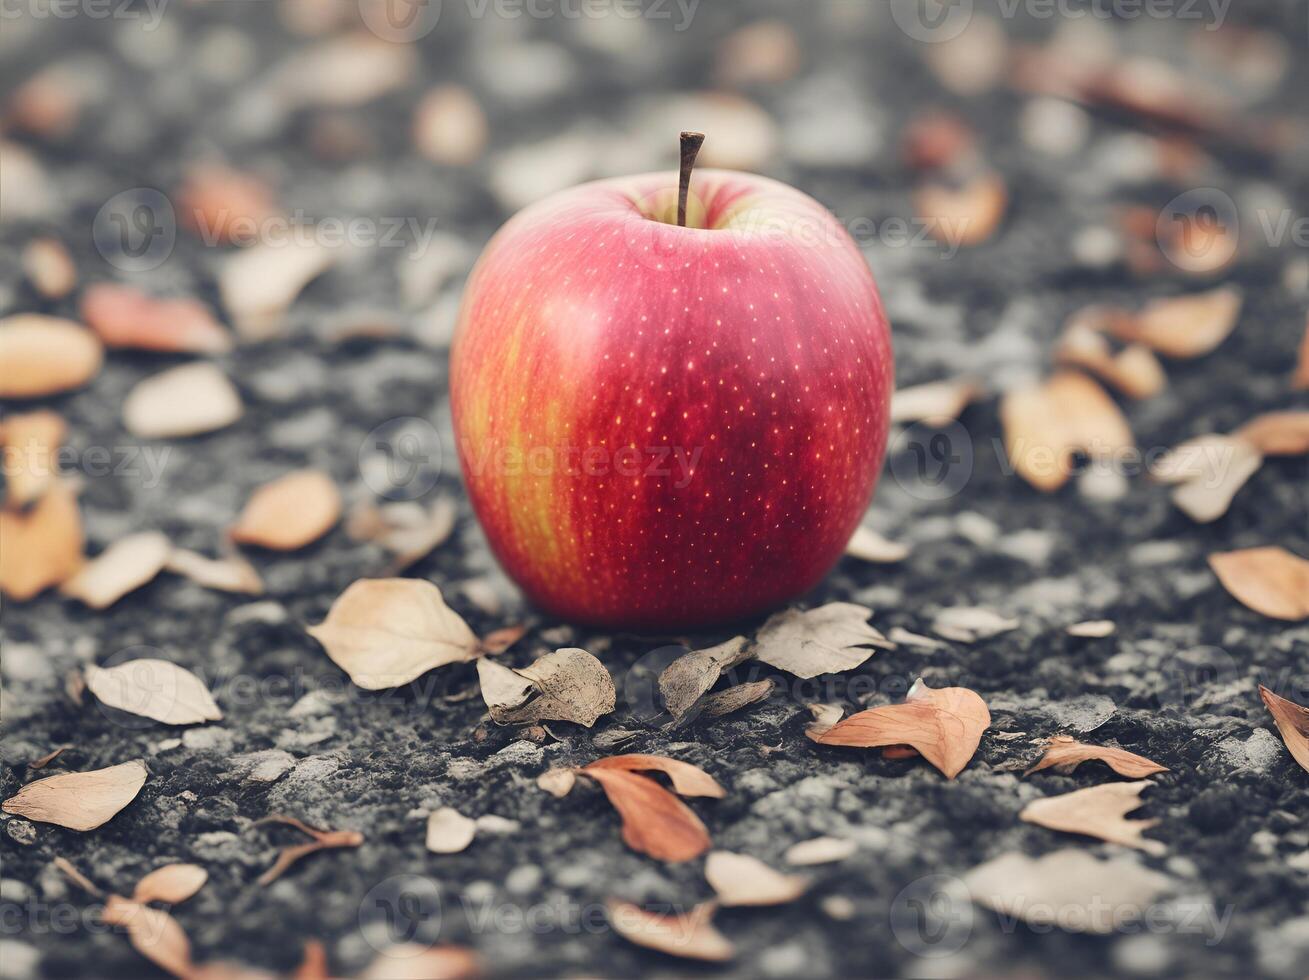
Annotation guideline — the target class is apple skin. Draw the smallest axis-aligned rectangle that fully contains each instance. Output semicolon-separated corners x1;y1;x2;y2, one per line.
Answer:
451;168;893;630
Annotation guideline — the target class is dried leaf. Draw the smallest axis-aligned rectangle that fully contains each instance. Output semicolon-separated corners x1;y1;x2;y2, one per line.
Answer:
0;481;83;600
1259;685;1309;773
54;856;103;897
1055;321;1166;400
932;607;1018;643
413;85;488;166
2;760;146;830
1295;319;1309;389
1208;547;1309;621
1020;781;1165;855
536;768;576;798
231;470;341;551
804;702;845;738
384;497;458;571
425;807;476;854
964;849;1173;935
1112;287;1242;358
256;815;363;886
102;895;193;979
27;745;70;770
580;767;711;862
123;363;243;439
478;624;526;655
307;579;479;689
0;314;103;398
359;944;482;980
914;172;1007;246
478;648;615;727
1154;433;1263;523
784;836;857;866
845;525;910;563
176;165;280;247
1;409;65;507
165;548;264;595
753;603;891;679
1066;620;1115;638
60;531;171;609
1235;411;1309;456
889;378;980;424
606;900;734;962
84;658;222;726
583;755;725;798
1024;735;1167;778
810;678;991;779
705;851;808;907
1000;372;1133;492
716;19;801;86
22;237;76;299
220;240;337;341
132;864;208;905
699;679;773;718
80;283;231;354
659;636;751;722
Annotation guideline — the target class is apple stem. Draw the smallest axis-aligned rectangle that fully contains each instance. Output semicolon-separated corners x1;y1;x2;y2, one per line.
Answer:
678;131;705;228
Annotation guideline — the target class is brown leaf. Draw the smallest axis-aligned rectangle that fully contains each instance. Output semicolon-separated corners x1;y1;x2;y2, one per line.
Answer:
477;648;615;727
81;283;232;354
231;470;341;551
0;480;83;600
699;679;774;719
132;864;208;905
1;409;66;508
102;895;193;979
1295;318;1309;390
1208;547;1309;621
413;85;488;166
60;531;171;609
1234;411;1309;456
425;807;476;854
307;579;479;689
1259;685;1309;773
165;548;264;595
256;814;363;886
176;165;280;247
359;944;482;980
753;603;891;678
901;111;976;171
1111;287;1242;358
606;900;734;962
84;658;222;726
1024;735;1168;778
889;378;981;424
0;314;103;398
914;172;1007;246
53;856;103;897
27;745;70;770
579;769;712;862
2;760;147;831
1020;781;1165;855
704;851;808;907
583;755;725;798
658;636;751;722
123;363;243;438
845;525;910;563
21;237;76;300
810;678;991;779
1000;371;1134;492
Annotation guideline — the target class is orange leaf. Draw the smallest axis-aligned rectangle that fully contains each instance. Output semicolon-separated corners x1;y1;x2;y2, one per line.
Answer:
0;315;103;398
579;768;711;862
1111;287;1242;358
583;755;725;798
231;470;341;551
1295;317;1309;390
1234;411;1309;456
102;895;193;979
606;900;734;962
0;481;84;600
1023;735;1168;778
1020;781;1165;855
1259;685;1309;774
1208;547;1309;621
0;409;65;508
81;283;231;354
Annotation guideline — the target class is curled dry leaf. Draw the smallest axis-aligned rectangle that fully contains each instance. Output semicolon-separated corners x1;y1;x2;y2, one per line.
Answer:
705;851;808;907
359;944;482;980
1024;735;1167;778
1208;547;1309;621
1259;685;1309;773
1055;319;1166;400
699;679;773;719
102;895;193;979
231;470;341;551
583;755;725;798
0;409;65;508
2;760;147;831
914;172;1007;247
658;636;750;723
176;165;280;247
1110;287;1242;358
1154;433;1263;523
220;239;337;341
810;678;991;779
124;363;243;439
426;807;477;854
536;768;576;798
1020;781;1165;855
22;237;76;299
784;836;857;866
932;606;1018;643
132;864;208;905
59;531;171;609
413;85;488;166
0;481;83;601
166;548;264;595
307;579;479;689
845;525;910;563
889;378;981;424
1066;619;1115;638
0;314;103;398
27;745;69;770
81;283;231;354
964;849;1173;935
753;603;891;679
580;767;712;862
477;647;615;727
606;900;734;963
84;658;222;726
1000;371;1133;492
256;814;364;886
1235;411;1309;456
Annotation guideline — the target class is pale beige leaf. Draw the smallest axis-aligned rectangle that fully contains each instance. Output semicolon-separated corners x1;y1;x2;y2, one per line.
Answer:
1056;322;1166;399
1114;287;1242;357
705;851;808;907
914;172;1007;246
231;470;341;551
1208;547;1309;621
1020;781;1165;855
1024;735;1167;778
536;768;576;798
220;239;337;341
413;85;488;166
753;603;891;679
123;363;243;438
2;760;147;831
1170;438;1263;522
1066;620;1115;638
1259;685;1309;773
659;636;751;722
478;624;526;655
270;33;414;110
0;314;103;398
784;836;857;866
102;895;193;979
478;648;615;727
0;409;65;507
889;378;980;424
964;849;1173;935
606;900;734;962
810;678;991;779
359;944;481;980
1235;411;1309;456
583;755;725;798
165;548;264;595
307;578;479;689
81;283;231;354
84;659;221;726
845;525;910;563
932;606;1018;643
22;237;76;299
132;864;208;905
382;496;458;571
60;531;170;609
0;481;83;600
425;807;476;854
579;769;712;862
804;702;845;738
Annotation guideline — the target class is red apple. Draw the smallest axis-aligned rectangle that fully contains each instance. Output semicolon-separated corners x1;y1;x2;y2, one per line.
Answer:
451;140;893;629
